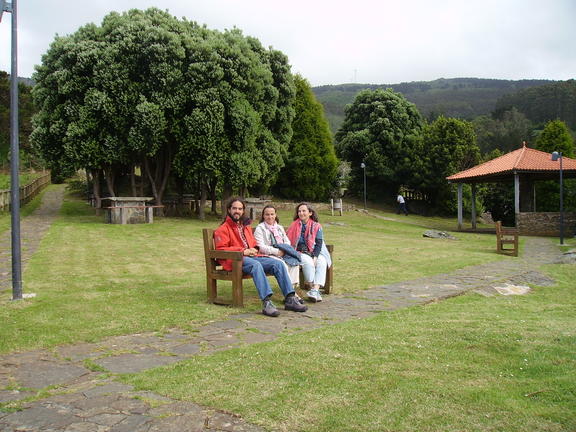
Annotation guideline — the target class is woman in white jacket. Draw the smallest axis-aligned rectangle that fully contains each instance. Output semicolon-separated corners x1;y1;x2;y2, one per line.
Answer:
253;205;300;288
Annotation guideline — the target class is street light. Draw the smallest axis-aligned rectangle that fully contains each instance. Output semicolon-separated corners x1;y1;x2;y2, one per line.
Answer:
360;162;366;209
1;0;23;300
551;151;564;246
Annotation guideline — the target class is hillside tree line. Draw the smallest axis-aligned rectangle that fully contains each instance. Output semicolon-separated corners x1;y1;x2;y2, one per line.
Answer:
334;87;575;218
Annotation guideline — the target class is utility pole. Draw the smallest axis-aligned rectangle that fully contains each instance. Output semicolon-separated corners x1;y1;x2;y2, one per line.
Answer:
1;0;23;300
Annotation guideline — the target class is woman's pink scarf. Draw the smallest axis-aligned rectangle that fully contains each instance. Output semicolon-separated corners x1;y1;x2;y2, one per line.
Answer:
286;219;320;251
264;222;284;244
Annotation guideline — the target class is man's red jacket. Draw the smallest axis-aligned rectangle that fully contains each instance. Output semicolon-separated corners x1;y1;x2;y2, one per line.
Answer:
214;216;262;271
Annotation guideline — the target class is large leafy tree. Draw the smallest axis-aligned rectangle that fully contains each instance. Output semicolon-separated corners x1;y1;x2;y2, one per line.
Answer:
31;8;295;211
422;116;480;213
173;27;296;215
335;89;424;200
273;75;338;201
32;9;186;195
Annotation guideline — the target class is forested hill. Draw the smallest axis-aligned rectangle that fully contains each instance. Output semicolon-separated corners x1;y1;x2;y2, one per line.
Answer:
313;77;552;133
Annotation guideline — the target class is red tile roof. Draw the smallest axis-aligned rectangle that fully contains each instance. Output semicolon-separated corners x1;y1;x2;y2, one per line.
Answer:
447;143;576;182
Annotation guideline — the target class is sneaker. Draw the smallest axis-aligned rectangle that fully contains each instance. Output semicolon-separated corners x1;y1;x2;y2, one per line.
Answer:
262;299;279;317
285;295;308;312
306;289;322;302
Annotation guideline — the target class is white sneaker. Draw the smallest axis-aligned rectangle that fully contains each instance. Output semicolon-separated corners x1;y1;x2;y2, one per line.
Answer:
306;289;322;302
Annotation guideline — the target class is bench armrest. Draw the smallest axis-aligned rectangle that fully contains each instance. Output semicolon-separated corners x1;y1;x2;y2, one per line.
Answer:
208;250;244;261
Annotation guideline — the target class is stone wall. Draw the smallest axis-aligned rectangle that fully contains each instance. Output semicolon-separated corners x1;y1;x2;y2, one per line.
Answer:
516;212;576;236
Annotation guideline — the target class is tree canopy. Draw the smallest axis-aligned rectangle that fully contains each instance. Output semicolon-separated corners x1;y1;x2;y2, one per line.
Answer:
335;88;424;199
422;116;480;213
31;8;295;206
273;75;338;201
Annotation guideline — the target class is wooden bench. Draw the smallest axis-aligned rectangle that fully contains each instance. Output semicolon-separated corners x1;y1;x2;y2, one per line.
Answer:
495;221;519;257
203;228;333;307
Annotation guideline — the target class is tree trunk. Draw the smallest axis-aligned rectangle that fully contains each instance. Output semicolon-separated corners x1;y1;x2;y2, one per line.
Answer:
198;179;207;221
221;182;233;216
156;146;172;207
144;146;172;215
130;164;137;196
144;157;159;201
209;177;217;214
92;169;102;209
103;166;116;197
137;164;145;196
194;177;201;216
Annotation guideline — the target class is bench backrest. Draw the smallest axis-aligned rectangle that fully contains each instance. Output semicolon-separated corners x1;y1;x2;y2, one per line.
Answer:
202;228;218;273
495;221;503;235
495;221;518;236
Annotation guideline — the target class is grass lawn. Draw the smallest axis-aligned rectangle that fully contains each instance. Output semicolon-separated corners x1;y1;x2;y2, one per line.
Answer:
2;188;573;430
124;263;575;432
0;190;505;354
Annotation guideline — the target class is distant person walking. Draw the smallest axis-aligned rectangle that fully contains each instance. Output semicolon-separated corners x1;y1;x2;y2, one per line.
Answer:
397;194;408;215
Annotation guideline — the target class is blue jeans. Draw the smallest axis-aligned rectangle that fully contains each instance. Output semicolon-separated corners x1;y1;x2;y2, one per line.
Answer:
242;256;294;300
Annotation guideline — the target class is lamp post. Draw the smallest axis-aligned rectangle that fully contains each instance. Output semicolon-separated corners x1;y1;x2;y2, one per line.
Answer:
360;162;366;209
1;0;23;300
551;151;564;246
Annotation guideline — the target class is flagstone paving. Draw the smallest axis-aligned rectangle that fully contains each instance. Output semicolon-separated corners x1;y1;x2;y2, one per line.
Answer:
0;193;565;431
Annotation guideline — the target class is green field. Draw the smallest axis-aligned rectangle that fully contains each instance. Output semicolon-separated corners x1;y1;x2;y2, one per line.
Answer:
1;188;573;431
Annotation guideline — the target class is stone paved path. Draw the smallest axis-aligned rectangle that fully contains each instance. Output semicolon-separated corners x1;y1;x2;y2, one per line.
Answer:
0;185;66;292
0;198;565;431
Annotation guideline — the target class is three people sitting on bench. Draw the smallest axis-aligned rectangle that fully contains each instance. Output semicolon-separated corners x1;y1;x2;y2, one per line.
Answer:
214;197;307;317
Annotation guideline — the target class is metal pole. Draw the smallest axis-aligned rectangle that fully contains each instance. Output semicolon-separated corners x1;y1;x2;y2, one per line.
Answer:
363;168;366;209
360;162;366;209
559;154;564;246
8;0;23;300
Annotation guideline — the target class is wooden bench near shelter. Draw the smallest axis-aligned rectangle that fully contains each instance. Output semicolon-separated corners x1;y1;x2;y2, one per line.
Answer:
203;228;333;307
495;221;519;257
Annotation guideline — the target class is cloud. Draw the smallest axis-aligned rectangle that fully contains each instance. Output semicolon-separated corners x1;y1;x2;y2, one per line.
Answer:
1;0;574;85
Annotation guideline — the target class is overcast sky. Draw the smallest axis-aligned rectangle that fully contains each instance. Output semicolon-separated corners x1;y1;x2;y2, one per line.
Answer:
1;0;574;86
